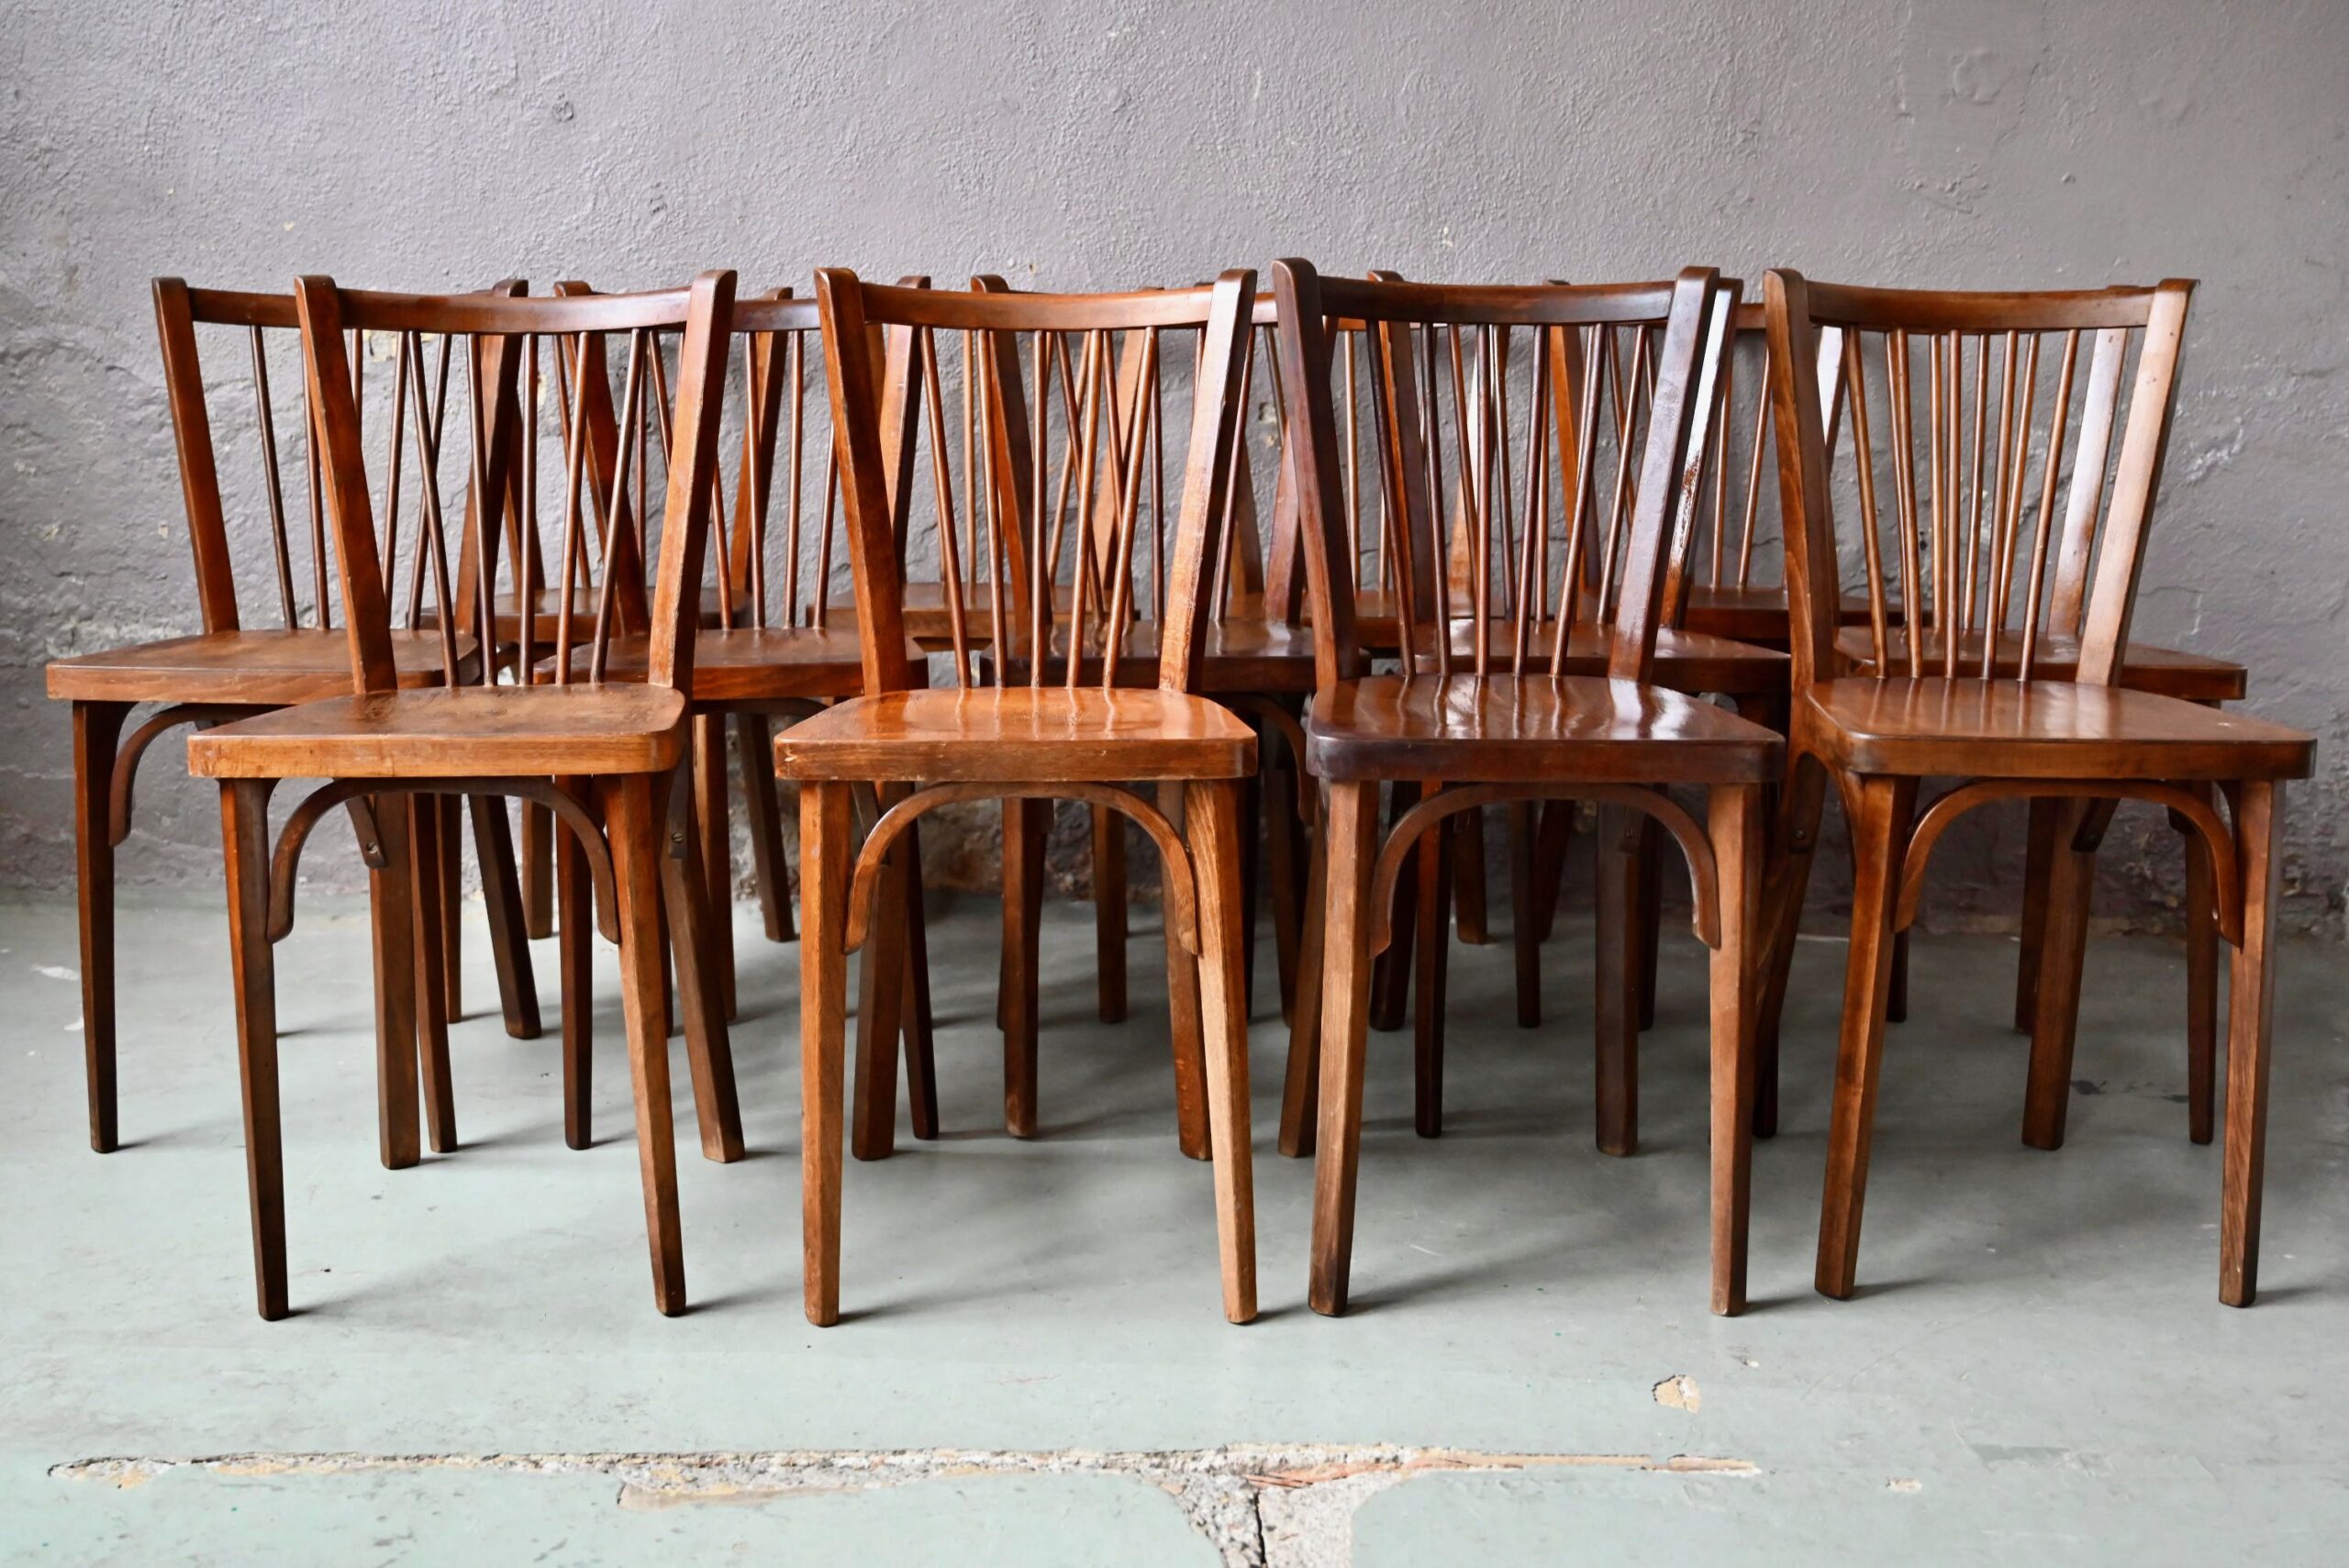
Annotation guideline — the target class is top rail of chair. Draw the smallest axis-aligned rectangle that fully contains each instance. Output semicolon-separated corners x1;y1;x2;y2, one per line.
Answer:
1786;275;2193;333
301;281;704;335
830;272;1238;332
1294;270;1691;329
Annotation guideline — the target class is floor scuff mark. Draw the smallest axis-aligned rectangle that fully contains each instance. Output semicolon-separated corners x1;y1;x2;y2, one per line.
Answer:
53;1444;1759;1566
1653;1373;1703;1412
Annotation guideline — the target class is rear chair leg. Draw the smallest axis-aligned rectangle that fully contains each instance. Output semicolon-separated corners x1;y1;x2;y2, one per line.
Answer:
1411;795;1451;1139
799;781;854;1327
367;794;424;1171
852;785;910;1162
1159;783;1212;1160
661;771;745;1164
1595;805;1642;1156
407;797;456;1153
1186;779;1259;1323
1308;781;1381;1317
471;795;542;1040
2021;798;2097;1151
2220;780;2281;1307
554;781;595;1151
734;713;792;943
520;799;554;940
602;773;687;1317
2176;789;2221;1145
1092;805;1129;1023
1278;817;1328;1158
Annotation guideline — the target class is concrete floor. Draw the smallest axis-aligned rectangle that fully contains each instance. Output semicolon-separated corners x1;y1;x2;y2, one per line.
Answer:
3;888;2345;1564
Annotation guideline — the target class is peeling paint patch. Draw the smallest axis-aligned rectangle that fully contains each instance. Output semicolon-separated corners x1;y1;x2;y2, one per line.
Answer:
51;1445;1759;1568
1653;1374;1702;1412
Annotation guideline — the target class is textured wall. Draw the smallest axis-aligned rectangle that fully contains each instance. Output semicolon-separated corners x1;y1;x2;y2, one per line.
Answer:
3;0;2342;931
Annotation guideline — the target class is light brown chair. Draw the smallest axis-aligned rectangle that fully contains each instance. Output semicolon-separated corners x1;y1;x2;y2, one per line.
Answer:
1755;270;2313;1304
1271;261;1781;1318
186;272;743;1318
782;269;1264;1325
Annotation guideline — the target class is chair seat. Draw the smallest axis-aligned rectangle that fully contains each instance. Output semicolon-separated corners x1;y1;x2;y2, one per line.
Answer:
1799;679;2312;780
990;617;1319;693
1403;621;1787;695
1832;627;2246;702
534;627;907;703
774;685;1255;784
1306;674;1782;784
46;628;469;706
186;684;687;780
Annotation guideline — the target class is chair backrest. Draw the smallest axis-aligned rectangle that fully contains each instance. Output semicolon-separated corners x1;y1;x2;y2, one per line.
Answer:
1270;262;1726;691
291;272;738;696
813;269;1261;699
1764;271;2196;695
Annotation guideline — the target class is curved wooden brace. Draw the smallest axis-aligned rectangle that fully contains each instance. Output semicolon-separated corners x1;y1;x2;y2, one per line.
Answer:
846;782;1202;957
1895;778;2241;943
1367;783;1723;952
111;704;261;845
269;777;620;945
1219;693;1315;825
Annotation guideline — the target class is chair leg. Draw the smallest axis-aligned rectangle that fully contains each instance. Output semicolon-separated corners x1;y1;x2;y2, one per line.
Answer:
554;781;594;1151
470;795;542;1041
691;714;737;1021
439;796;462;1023
660;771;745;1165
1531;798;1574;943
2177;789;2221;1146
1238;767;1263;1015
2013;796;2059;1033
520;799;554;940
1277;815;1328;1159
852;785;910;1162
1753;758;1829;1140
220;779;287;1320
1091;805;1129;1024
1369;783;1419;1032
1635;818;1662;1031
1508;802;1541;1028
2220;779;2282;1307
1453;803;1489;945
1815;773;1917;1300
901;823;940;1141
1308;780;1381;1317
1000;796;1047;1139
71;701;128;1153
1595;805;1642;1156
1887;930;1911;1024
1411;795;1451;1139
601;773;687;1318
1159;782;1212;1161
1709;783;1763;1317
406;797;456;1154
734;713;792;944
799;780;853;1327
1186;779;1260;1324
366;794;423;1172
1264;736;1305;1027
2022;798;2097;1151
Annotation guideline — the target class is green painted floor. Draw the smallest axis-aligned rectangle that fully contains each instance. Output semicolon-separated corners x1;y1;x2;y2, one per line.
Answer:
3;889;2343;1563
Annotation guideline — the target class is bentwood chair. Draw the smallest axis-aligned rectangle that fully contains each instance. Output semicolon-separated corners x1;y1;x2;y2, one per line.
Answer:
44;280;540;1157
1684;302;2249;1140
186;272;743;1318
537;282;938;1152
1272;261;1781;1317
782;268;1263;1325
1756;271;2313;1305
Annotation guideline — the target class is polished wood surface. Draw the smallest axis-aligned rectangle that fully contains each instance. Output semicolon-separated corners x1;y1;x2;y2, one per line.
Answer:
50;628;470;706
777;684;1253;782
1309;674;1778;783
190;684;690;779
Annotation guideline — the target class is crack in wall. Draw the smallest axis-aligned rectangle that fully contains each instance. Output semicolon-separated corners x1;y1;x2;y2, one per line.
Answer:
51;1443;1760;1566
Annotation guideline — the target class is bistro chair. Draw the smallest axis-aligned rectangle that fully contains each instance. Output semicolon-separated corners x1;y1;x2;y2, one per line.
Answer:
782;268;1264;1325
1756;270;2313;1304
185;271;743;1318
1270;261;1781;1317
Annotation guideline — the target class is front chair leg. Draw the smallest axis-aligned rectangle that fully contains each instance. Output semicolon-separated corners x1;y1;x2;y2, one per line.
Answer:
601;772;687;1317
71;700;128;1152
999;796;1047;1136
2219;780;2282;1307
2013;796;2059;1033
219;778;287;1320
660;771;745;1164
799;781;854;1327
2176;787;2221;1145
1411;792;1452;1139
1186;779;1259;1324
1308;780;1381;1317
1709;783;1764;1317
1815;773;1917;1300
2021;798;2097;1151
366;794;424;1171
406;795;455;1154
1594;805;1643;1156
553;778;595;1151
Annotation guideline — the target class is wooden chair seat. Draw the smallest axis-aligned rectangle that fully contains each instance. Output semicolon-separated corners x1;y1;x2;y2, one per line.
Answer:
991;617;1319;693
47;628;468;706
1799;678;2311;780
186;684;687;780
775;684;1255;784
1832;627;2245;702
1404;622;1788;695
533;626;911;703
1307;673;1781;784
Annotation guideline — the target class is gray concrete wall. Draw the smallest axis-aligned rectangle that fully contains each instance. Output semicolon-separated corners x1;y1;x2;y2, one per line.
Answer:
3;0;2342;930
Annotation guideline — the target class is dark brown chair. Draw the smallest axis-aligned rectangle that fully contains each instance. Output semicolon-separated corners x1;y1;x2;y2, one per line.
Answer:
186;272;743;1318
1271;261;1781;1318
1755;270;2313;1305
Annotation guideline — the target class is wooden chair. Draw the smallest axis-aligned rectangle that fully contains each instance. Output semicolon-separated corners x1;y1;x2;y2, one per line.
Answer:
1684;303;2248;1132
1756;271;2313;1305
185;272;745;1318
535;282;938;1153
781;268;1263;1325
43;280;545;1156
1271;261;1780;1317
